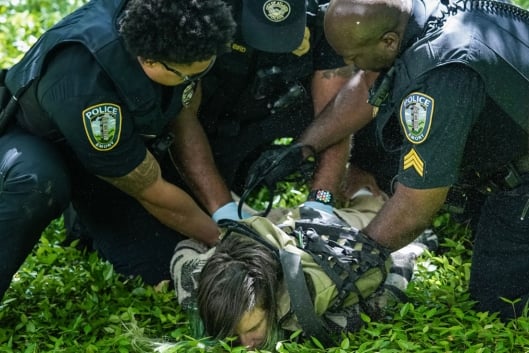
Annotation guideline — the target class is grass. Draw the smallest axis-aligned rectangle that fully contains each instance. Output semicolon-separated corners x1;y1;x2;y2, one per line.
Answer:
2;212;529;352
1;0;529;352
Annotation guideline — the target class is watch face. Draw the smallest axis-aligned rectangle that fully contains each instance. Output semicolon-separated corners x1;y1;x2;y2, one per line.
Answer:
309;189;334;205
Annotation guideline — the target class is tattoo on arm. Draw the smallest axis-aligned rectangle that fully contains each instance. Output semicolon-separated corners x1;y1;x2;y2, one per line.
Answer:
99;150;160;196
320;65;358;80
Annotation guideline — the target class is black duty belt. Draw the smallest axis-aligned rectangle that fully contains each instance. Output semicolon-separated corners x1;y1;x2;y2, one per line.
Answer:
479;154;529;194
444;155;529;214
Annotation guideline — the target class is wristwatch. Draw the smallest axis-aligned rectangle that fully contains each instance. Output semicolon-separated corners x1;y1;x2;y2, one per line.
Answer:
307;189;334;205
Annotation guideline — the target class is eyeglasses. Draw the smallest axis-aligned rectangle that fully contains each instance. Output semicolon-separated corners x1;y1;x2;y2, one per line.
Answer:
160;56;216;84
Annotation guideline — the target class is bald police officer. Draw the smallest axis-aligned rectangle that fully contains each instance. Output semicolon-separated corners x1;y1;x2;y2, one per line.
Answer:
291;0;529;319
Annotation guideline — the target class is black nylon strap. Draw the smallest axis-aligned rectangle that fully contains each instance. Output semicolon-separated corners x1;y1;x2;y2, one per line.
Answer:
279;248;335;346
0;69;14;135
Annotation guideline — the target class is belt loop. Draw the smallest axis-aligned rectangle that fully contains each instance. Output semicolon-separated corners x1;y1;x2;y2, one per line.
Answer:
520;197;529;221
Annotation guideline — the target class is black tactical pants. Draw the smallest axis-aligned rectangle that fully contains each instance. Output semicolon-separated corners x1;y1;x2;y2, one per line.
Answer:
0;126;71;299
0;126;185;301
469;173;529;319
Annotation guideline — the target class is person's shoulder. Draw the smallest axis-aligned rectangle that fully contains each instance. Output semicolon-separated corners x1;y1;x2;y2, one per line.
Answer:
427;64;482;82
38;43;115;104
45;43;100;75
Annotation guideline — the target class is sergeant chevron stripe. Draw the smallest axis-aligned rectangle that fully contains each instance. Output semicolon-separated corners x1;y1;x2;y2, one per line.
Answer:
403;148;424;176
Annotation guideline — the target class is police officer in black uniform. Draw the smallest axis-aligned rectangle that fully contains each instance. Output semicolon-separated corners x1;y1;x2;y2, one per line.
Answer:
0;0;236;301
309;0;529;319
170;0;353;221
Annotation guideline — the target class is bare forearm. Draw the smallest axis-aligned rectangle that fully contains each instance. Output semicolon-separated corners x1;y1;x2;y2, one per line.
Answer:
304;67;353;194
364;183;449;250
170;128;231;213
300;70;377;152
170;85;232;214
310;137;351;195
311;66;353;115
100;151;220;245
139;184;220;245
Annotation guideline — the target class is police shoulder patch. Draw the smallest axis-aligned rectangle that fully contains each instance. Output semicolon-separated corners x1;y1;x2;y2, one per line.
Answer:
82;103;122;151
400;92;434;144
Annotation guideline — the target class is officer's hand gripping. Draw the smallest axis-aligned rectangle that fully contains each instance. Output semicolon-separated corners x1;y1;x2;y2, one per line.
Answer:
238;143;317;218
212;201;251;223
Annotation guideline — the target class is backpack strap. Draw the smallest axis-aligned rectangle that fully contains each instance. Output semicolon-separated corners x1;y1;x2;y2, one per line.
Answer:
220;218;336;345
279;248;335;346
220;219;280;255
298;224;391;311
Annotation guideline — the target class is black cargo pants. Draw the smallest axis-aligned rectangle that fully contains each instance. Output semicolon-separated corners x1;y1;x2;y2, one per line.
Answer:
469;174;529;319
0;126;71;299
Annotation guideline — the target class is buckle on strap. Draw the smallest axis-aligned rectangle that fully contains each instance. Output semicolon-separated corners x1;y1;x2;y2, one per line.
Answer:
479;156;529;194
514;154;529;175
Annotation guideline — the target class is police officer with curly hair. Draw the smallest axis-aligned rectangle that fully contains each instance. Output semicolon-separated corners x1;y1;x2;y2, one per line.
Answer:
0;0;236;300
295;0;529;319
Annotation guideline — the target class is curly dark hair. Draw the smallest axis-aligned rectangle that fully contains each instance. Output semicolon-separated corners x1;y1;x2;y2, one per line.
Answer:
119;0;235;63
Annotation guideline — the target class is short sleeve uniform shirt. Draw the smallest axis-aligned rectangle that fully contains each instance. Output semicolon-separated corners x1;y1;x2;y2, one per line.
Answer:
36;44;183;177
395;65;485;189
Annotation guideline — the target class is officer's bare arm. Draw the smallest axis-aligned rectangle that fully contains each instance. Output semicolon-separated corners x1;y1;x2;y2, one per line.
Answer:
311;65;356;113
363;183;449;250
299;70;379;152
98;150;219;245
169;82;233;215
308;66;354;195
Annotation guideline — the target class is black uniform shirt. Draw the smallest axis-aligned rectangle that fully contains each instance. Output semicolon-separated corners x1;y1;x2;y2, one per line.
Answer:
396;64;483;189
396;64;528;189
36;44;182;177
199;0;344;127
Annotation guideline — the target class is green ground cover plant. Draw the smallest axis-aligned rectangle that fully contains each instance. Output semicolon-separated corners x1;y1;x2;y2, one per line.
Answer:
1;1;529;352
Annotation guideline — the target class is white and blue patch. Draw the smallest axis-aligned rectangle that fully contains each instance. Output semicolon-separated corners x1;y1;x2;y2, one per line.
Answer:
399;92;434;144
82;103;122;151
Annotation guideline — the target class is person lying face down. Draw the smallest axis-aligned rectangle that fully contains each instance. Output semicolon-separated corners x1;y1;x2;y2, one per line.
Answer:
198;233;281;349
171;194;438;349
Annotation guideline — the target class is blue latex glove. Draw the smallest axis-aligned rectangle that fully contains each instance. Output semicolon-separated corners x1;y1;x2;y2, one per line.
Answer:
302;200;334;215
212;201;250;222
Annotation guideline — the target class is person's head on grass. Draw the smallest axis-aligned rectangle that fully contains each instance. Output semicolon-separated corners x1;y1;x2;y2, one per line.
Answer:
197;233;282;349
